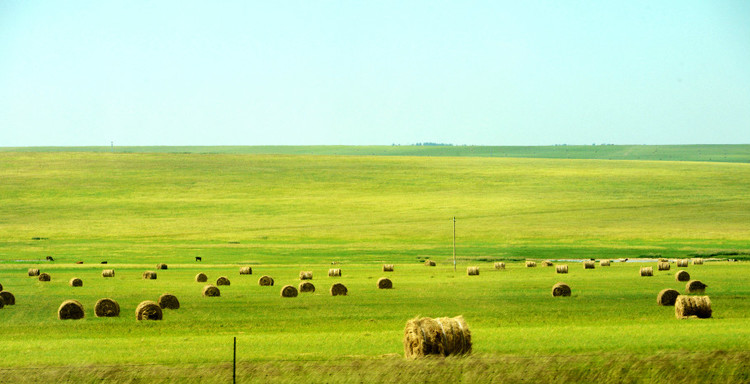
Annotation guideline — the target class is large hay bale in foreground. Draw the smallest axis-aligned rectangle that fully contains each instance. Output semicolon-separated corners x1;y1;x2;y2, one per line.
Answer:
281;285;298;298
657;289;680;306
383;264;394;272
28;268;40;277
556;265;568;274
551;282;571;297
403;316;471;358
542;261;553;267
202;285;220;297
675;270;690;282
0;298;4;310
38;273;51;282
525;261;536;268
330;283;348;296
328;268;342;277
600;260;611;267
675;296;712;319
195;273;208;282
583;261;595;269
0;282;2;291
216;276;231;286
658;262;670;271
94;298;120;317
494;262;505;270
686;280;707;294
640;267;653;277
424;260;436;267
142;271;157;280
69;278;83;287
58;300;85;320
466;267;479;276
156;263;168;270
135;300;163;321
676;259;689;268
692;258;704;265
239;267;252;275
258;276;274;286
377;277;393;289
158;293;180;310
299;281;315;293
299;271;313;280
0;291;15;305
102;269;115;277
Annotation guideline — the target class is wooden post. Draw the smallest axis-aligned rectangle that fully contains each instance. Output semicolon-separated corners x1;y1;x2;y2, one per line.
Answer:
233;337;236;384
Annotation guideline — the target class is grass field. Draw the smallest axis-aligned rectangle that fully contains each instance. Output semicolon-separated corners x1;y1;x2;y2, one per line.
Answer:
1;149;749;383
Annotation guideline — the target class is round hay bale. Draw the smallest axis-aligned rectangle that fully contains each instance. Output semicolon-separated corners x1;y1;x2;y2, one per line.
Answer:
94;298;120;317
551;282;571;297
0;298;4;310
135;300;163;321
525;261;536;268
658;262;671;271
58;299;84;320
258;275;274;286
239;266;252;275
216;276;231;286
675;270;690;282
686;280;707;294
28;268;40;277
657;288;680;306
328;268;342;277
377;277;392;289
676;259;689;268
494;262;505;270
280;285;298;298
640;267;653;277
675;295;712;319
202;284;220;297
466;267;479;276
38;273;51;282
658;258;669;263
600;260;611;267
299;281;315;293
0;282;3;291
158;293;180;310
69;277;83;287
692;258;703;265
195;272;207;282
142;271;157;280
424;260;436;267
383;264;395;272
556;265;568;274
0;291;15;305
299;271;313;280
102;269;115;277
156;263;168;270
583;261;595;269
542;260;553;267
403;316;471;358
330;283;348;296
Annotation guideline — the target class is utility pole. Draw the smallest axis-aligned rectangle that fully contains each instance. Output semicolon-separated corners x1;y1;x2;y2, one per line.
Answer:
453;217;456;271
232;337;237;384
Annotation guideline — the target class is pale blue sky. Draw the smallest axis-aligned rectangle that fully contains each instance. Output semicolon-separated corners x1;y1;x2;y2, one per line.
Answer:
1;1;749;146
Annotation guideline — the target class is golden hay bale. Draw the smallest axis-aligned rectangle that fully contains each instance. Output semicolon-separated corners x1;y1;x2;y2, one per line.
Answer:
675;270;690;282
556;265;568;274
94;298;120;317
330;283;348;296
195;272;208;282
102;269;115;277
69;278;83;287
281;285;298;298
600;260;611;267
551;282;571;297
424;260;436;267
403;316;472;358
216;276;231;286
686;280;707;294
58;300;85;320
658;258;669;262
466;267;479;276
0;282;2;291
239;266;252;275
0;298;3;310
377;277;393;289
328;268;342;277
28;268;40;277
202;284;220;297
583;261;595;269
676;259;689;268
542;261;553;267
156;263;168;270
299;281;315;293
640;267;653;277
383;264;395;272
657;262;670;271
142;271;157;280
494;262;505;270
135;300;163;321
158;293;180;310
675;296;712;319
299;271;313;280
38;273;51;282
258;275;274;286
0;291;16;305
692;258;703;265
657;289;680;306
525;261;536;268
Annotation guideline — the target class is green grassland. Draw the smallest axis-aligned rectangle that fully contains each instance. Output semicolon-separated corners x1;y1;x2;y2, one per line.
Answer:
1;150;749;383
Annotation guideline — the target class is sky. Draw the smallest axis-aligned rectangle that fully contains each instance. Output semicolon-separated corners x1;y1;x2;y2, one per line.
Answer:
1;1;749;146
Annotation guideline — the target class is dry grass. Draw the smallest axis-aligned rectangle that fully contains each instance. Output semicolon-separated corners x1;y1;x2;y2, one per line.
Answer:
299;271;313;280
298;281;315;293
675;270;690;282
157;293;180;310
640;267;653;276
195;272;207;282
58;300;84;320
258;275;274;286
675;296;712;319
330;283;348;296
403;316;472;358
467;267;479;276
135;300;163;321
658;262;671;271
551;282;571;297
142;271;157;280
328;268;342;277
239;267;252;275
377;277;392;289
556;265;568;274
280;285;298;298
102;269;115;278
383;264;394;272
686;280;707;294
202;285;220;297
69;277;82;287
656;288;680;306
94;298;120;317
216;276;231;286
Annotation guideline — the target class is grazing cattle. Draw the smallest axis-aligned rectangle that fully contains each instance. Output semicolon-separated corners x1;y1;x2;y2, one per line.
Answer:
46;256;54;261
195;257;202;262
